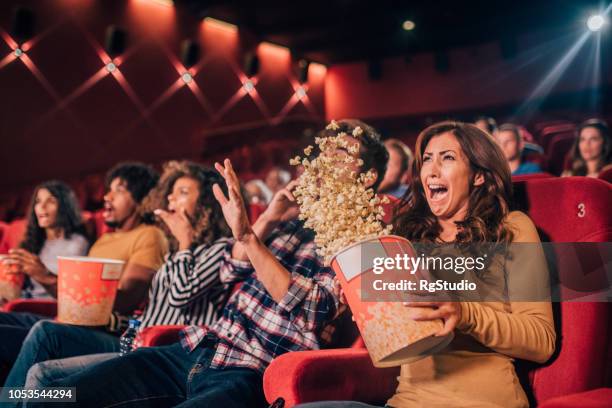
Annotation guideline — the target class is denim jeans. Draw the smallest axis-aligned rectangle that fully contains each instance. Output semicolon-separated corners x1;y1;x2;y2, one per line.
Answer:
25;353;118;388
3;320;120;392
26;336;266;408
0;312;46;368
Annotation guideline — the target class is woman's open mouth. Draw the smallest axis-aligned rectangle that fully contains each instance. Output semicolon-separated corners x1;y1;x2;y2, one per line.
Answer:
427;183;449;202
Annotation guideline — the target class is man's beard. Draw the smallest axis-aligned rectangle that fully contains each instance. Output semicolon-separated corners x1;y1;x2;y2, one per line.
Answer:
104;220;121;229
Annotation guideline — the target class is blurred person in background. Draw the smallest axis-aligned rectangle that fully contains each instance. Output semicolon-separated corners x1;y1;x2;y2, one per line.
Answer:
245;179;273;205
265;166;291;194
474;116;497;136
495;124;542;175
378;139;414;198
562;119;611;178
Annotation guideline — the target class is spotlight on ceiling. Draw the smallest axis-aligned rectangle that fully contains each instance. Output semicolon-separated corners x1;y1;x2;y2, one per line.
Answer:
587;14;606;32
181;72;193;84
13;48;24;58
243;79;255;93
106;62;117;72
244;52;259;78
105;25;127;57
298;59;310;84
402;20;415;31
181;40;200;69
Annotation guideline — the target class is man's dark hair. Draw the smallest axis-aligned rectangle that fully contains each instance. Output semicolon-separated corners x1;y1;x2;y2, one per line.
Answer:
498;123;522;143
474;116;498;135
105;162;159;204
322;119;388;192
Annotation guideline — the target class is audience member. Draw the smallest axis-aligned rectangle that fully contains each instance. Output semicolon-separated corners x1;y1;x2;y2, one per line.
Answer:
378;139;413;198
562;118;611;177
264;166;291;194
0;163;166;375
496;123;542;175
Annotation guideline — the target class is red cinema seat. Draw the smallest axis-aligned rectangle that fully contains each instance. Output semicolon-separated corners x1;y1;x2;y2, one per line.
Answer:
512;172;554;182
5;219;27;250
262;178;612;407
598;166;612;184
2;298;57;317
545;134;575;176
539;124;576;153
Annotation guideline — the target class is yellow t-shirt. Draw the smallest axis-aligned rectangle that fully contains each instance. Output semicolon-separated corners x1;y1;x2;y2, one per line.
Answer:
89;224;167;272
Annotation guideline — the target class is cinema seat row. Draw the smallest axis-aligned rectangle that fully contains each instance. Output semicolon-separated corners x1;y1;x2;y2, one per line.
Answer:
2;176;611;407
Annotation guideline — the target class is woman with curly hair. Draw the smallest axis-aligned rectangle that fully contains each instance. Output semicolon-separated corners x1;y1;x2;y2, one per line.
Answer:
562;119;611;178
1;180;90;300
3;161;236;390
298;122;555;408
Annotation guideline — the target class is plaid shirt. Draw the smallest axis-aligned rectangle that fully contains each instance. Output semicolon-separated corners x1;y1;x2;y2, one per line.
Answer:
179;220;342;373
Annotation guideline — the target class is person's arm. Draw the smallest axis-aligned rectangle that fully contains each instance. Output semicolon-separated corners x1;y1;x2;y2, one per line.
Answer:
406;211;556;363
231;180;300;262
114;263;157;314
459;212;555;363
457;301;555;363
213;159;293;301
113;227;167;314
212;159;341;325
5;249;58;296
166;241;229;308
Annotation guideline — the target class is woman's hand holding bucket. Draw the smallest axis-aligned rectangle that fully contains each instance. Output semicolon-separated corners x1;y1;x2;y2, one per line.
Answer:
403;301;462;337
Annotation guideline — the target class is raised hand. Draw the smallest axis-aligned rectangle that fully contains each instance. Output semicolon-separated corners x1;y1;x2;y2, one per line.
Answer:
403;301;462;337
262;180;300;223
212;159;253;242
154;208;194;251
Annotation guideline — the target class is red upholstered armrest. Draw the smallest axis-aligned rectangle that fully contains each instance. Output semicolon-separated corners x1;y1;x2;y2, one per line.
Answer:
538;388;612;408
263;348;399;407
2;299;57;317
138;325;186;347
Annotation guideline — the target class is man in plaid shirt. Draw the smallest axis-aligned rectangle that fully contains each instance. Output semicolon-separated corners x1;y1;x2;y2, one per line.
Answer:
35;120;389;408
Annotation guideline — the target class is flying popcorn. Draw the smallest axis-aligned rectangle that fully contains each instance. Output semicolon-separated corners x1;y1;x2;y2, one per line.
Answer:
290;120;392;263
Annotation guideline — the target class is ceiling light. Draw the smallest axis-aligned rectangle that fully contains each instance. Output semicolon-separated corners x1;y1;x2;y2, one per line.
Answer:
243;79;255;93
587;14;606;32
295;87;307;100
181;72;193;84
402;20;415;31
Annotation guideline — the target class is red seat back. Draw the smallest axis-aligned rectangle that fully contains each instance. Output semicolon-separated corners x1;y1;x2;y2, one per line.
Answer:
511;178;612;404
598;166;612;184
5;219;27;249
512;178;612;242
539;124;576;152
546;134;575;176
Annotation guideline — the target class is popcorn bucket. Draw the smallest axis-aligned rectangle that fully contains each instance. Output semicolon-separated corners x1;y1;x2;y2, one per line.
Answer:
0;255;24;301
330;235;454;367
57;256;125;326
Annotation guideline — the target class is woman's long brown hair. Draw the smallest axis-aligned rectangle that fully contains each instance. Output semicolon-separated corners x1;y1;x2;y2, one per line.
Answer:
393;121;514;244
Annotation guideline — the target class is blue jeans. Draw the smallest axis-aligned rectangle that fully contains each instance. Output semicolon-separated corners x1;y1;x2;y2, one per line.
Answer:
0;312;46;368
26;336;266;408
25;353;118;388
3;320;120;391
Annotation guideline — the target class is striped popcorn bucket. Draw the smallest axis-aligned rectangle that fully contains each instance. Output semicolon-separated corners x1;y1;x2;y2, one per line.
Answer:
0;254;24;301
330;235;454;367
57;256;125;326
